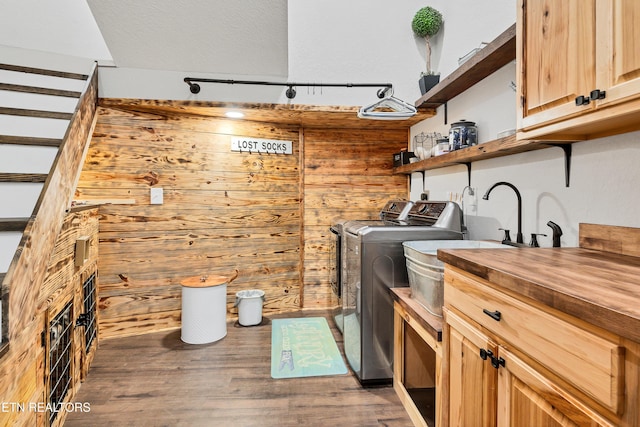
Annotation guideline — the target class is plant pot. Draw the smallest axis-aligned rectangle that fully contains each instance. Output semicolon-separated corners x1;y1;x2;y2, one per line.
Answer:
419;74;440;95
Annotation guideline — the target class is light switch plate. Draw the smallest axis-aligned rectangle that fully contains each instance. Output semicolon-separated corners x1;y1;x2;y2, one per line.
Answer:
150;187;163;204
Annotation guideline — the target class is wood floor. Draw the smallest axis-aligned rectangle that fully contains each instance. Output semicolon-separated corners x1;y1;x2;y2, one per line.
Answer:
65;310;414;426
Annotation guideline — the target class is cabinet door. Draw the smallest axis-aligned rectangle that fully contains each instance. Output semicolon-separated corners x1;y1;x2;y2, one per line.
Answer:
595;0;640;109
517;0;596;132
445;309;497;427
497;347;616;427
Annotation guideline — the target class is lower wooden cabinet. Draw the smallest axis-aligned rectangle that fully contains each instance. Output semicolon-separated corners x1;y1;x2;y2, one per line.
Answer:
445;310;497;427
446;309;615;427
392;290;443;427
443;266;637;427
497;347;615;427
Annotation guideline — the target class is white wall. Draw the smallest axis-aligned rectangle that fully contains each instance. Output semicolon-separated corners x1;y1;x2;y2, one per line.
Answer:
0;0;112;64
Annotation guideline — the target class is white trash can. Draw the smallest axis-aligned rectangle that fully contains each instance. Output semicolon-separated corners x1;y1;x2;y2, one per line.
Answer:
235;290;265;326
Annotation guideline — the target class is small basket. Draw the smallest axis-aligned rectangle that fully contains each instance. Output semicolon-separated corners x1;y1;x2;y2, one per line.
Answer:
413;132;442;160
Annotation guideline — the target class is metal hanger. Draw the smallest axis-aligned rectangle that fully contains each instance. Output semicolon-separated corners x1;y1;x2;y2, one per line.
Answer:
357;88;417;120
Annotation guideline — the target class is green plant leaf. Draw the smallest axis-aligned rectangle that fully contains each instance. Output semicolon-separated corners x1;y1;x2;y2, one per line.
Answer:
411;6;443;38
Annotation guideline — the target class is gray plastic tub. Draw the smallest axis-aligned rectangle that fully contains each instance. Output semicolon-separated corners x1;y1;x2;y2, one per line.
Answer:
402;240;509;316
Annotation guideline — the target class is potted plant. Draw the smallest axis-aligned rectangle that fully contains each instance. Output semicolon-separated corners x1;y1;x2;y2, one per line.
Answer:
412;6;443;95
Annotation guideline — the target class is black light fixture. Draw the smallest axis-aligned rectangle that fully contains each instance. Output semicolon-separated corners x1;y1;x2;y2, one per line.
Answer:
285;85;296;99
183;77;417;120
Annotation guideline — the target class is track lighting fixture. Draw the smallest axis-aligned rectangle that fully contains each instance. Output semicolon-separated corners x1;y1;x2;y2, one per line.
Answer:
184;77;392;99
183;77;416;120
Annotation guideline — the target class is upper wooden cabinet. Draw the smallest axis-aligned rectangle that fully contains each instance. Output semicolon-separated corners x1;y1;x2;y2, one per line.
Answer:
517;0;640;141
595;0;640;109
517;0;597;135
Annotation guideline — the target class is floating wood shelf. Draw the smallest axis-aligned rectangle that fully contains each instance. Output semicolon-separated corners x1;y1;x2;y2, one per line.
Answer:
395;135;575;187
402;23;554;184
415;23;516;108
404;23;575;187
394;134;547;174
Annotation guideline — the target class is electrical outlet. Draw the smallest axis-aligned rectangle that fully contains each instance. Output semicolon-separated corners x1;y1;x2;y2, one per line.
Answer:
150;187;164;204
468;194;478;212
420;191;429;200
469;187;477;202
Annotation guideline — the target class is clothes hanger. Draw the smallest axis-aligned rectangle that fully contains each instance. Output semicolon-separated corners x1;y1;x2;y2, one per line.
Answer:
357;89;417;120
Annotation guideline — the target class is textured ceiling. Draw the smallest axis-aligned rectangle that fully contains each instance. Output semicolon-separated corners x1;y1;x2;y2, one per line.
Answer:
86;0;288;78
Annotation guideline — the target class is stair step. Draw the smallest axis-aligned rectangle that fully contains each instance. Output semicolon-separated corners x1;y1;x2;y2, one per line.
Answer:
0;135;62;147
0;218;29;232
0;116;69;139
0;82;81;98
0;107;72;120
0;63;88;81
0;173;47;183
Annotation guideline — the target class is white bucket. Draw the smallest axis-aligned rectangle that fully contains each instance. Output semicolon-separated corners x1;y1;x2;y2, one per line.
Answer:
235;290;265;326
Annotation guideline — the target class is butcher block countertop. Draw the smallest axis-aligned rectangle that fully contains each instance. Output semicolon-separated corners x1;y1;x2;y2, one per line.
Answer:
438;244;640;343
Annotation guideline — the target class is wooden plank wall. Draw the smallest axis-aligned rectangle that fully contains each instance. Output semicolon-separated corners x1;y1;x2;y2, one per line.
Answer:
0;207;99;426
75;104;410;339
76;107;303;339
40;207;99;427
302;128;409;308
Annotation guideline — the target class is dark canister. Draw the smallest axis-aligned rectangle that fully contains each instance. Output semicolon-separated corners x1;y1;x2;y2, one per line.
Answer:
448;120;478;151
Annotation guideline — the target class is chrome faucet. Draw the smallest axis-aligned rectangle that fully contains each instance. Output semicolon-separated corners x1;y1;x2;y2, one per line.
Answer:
482;181;524;244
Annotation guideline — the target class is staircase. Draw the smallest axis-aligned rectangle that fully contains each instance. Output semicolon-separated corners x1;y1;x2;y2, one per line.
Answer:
0;46;98;344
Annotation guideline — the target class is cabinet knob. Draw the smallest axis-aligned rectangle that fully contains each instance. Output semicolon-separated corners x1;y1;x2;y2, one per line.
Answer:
491;356;506;369
479;348;494;360
480;348;506;369
590;89;606;100
575;95;590;106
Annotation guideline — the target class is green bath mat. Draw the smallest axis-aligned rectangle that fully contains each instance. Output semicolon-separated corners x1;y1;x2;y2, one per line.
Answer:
271;317;348;379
